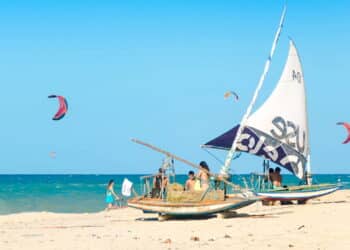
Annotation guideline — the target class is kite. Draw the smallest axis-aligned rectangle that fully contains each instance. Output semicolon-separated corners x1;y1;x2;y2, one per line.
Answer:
224;91;239;102
337;122;350;144
48;95;68;120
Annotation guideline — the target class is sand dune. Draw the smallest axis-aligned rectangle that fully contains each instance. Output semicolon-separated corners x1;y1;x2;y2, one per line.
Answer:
0;190;349;250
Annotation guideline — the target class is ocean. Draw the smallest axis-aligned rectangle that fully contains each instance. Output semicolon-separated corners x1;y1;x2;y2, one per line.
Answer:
0;174;349;215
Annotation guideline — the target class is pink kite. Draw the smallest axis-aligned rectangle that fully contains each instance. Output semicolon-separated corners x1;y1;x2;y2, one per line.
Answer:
337;122;350;144
48;95;68;120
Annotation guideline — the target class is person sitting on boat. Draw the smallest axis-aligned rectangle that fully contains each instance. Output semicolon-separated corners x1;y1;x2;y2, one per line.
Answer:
185;170;196;191
197;161;210;190
105;179;121;210
273;167;282;187
152;168;168;198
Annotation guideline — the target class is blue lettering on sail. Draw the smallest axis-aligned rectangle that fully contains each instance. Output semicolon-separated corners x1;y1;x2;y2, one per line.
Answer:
234;124;306;177
271;116;305;155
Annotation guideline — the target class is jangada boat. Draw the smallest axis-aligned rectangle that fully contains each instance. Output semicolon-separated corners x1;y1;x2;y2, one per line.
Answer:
127;139;258;220
128;6;339;219
202;6;340;203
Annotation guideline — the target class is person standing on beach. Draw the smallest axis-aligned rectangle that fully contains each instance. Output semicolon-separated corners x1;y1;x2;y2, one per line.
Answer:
105;179;121;210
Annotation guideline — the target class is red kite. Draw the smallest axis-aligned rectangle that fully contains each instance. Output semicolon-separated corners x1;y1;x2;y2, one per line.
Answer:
48;95;68;120
337;122;350;144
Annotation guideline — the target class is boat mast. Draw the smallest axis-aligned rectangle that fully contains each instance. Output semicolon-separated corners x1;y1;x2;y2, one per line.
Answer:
306;153;312;185
306;67;312;185
220;5;287;177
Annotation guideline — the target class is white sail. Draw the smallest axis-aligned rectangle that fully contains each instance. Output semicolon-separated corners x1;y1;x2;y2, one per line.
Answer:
244;40;309;178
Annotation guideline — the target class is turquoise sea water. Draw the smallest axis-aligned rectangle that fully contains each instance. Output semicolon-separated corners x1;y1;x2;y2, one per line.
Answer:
0;174;349;215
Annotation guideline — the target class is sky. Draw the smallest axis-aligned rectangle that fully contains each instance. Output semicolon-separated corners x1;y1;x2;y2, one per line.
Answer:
0;0;349;174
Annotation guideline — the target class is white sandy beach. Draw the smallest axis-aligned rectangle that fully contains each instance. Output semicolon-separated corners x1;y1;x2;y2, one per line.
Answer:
0;190;349;250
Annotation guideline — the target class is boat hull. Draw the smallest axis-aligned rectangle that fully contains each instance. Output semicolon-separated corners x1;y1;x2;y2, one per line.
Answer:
256;185;339;201
128;196;257;216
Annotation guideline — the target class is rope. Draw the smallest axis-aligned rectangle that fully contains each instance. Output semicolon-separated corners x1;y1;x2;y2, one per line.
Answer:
203;148;225;165
203;148;249;190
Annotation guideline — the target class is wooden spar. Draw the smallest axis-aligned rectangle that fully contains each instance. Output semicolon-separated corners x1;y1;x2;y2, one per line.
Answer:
220;5;287;176
131;138;241;190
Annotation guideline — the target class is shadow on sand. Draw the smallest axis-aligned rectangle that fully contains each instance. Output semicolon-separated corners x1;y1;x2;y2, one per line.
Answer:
309;200;348;206
135;214;216;221
134;209;294;221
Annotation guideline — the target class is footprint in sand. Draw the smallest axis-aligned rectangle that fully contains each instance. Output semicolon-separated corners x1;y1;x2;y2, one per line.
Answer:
163;238;172;244
190;236;200;241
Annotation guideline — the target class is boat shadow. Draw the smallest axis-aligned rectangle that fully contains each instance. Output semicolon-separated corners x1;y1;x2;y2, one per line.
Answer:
134;210;293;221
309;200;348;206
135;214;217;221
227;211;292;219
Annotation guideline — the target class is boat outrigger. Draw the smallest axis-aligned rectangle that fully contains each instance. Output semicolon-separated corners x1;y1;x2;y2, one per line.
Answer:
203;6;340;203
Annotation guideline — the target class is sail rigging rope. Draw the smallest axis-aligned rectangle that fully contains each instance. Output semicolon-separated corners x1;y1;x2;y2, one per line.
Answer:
203;148;225;165
202;148;250;190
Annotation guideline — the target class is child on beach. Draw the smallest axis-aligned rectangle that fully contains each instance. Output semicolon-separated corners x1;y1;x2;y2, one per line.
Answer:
105;179;122;210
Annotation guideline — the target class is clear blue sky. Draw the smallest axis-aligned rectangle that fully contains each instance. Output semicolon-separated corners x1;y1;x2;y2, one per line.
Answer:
0;0;349;174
